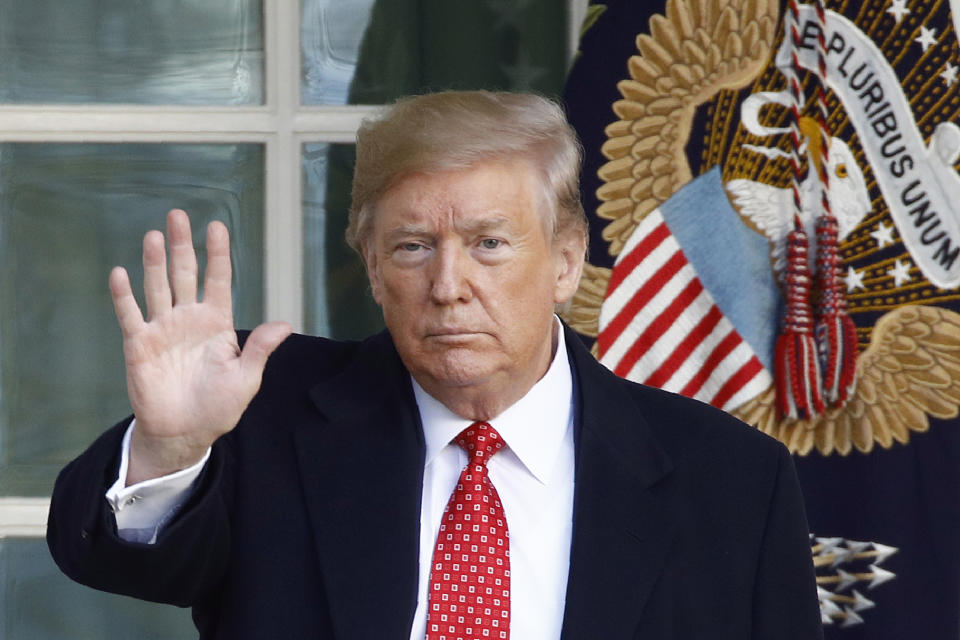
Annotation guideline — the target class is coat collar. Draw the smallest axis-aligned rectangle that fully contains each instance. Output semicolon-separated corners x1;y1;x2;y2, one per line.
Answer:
560;325;677;639
292;327;677;639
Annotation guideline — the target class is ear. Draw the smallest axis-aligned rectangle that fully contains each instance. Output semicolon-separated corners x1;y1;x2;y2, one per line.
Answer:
552;229;587;305
363;242;384;306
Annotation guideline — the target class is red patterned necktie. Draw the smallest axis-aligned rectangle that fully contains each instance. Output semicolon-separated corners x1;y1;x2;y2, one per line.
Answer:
426;422;510;640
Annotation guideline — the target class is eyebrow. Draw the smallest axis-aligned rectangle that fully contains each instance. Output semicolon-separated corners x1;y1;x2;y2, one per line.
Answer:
382;224;432;245
453;215;514;235
382;215;515;243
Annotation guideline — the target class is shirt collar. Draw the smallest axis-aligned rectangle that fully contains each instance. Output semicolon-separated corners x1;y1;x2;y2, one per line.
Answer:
414;317;574;485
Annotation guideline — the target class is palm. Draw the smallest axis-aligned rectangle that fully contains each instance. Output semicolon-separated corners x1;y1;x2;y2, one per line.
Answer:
124;303;243;439
111;210;290;482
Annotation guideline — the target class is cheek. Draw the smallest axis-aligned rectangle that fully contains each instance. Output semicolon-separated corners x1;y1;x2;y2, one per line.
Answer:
382;271;420;303
379;274;430;325
487;275;556;328
380;303;421;353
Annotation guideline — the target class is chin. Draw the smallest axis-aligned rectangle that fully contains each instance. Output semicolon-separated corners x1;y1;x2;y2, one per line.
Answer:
416;349;501;389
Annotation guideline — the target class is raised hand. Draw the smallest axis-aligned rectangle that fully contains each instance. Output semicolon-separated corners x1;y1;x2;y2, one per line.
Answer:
110;210;291;485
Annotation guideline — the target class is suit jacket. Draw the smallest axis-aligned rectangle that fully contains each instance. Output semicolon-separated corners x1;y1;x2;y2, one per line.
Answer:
47;325;823;639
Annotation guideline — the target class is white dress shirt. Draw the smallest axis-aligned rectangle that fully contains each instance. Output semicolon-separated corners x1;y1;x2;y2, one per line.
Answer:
106;425;209;544
106;319;576;639
410;325;575;640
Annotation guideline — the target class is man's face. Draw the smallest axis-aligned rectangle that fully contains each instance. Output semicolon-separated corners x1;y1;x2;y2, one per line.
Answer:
364;158;584;416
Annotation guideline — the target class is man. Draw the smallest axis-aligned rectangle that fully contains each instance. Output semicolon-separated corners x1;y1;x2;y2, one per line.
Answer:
47;91;823;639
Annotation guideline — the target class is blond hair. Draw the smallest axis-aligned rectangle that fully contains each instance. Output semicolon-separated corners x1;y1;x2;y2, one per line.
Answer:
346;90;586;256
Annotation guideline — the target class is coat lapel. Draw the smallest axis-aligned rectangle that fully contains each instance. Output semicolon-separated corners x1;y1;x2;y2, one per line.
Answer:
560;328;677;639
293;332;425;640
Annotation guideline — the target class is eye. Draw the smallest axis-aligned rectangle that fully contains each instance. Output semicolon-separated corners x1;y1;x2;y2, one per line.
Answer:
400;242;423;252
480;238;502;250
835;163;849;179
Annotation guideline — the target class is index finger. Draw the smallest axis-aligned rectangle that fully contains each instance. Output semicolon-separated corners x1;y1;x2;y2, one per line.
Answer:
109;266;145;337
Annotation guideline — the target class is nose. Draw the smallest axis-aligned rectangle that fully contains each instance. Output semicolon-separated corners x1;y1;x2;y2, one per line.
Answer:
429;244;472;305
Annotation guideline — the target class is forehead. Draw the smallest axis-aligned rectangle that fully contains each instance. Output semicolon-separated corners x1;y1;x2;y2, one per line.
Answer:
373;159;548;233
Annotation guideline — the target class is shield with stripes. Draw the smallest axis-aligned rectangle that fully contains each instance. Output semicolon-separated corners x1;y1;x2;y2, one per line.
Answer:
595;168;778;413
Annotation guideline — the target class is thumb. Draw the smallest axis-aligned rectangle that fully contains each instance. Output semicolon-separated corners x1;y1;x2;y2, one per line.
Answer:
239;321;293;386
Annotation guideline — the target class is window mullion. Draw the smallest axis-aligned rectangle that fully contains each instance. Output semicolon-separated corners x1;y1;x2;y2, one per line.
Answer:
0;498;49;537
0;107;278;139
263;0;303;330
295;106;379;142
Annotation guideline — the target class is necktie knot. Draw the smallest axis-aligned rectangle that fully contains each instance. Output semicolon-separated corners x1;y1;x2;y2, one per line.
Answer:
455;421;505;465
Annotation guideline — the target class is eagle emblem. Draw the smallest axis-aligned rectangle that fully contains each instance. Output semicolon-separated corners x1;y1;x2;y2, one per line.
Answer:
564;0;960;458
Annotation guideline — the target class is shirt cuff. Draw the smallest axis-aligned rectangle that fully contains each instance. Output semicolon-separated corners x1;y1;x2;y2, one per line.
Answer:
105;420;211;543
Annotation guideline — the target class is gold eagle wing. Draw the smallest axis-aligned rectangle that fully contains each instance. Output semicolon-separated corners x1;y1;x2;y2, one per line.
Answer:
734;305;960;455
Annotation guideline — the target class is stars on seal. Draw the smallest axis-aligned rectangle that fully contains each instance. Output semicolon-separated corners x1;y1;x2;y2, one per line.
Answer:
941;62;958;87
870;221;896;248
886;0;910;23
915;25;938;53
888;259;913;287
844;267;866;292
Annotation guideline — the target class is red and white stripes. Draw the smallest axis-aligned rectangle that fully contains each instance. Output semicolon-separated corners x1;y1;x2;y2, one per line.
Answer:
597;211;771;412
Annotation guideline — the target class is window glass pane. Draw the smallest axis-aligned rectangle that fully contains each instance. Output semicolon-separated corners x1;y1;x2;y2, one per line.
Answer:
1;537;196;638
303;143;382;339
0;143;264;496
0;0;263;105
301;0;377;105
300;0;568;105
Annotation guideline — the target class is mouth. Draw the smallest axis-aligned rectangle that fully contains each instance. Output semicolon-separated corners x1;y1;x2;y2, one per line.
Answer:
425;328;486;341
428;327;473;335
